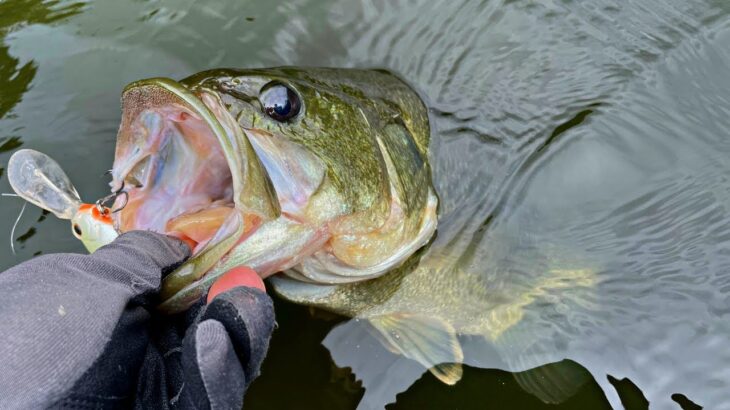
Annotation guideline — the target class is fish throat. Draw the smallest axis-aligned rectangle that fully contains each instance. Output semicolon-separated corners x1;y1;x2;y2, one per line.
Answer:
114;100;237;251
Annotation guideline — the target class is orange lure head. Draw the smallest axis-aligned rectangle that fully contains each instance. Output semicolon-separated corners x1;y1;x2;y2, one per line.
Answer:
70;204;118;253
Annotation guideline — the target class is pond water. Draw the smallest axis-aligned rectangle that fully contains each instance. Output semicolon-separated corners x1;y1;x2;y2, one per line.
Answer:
1;0;729;409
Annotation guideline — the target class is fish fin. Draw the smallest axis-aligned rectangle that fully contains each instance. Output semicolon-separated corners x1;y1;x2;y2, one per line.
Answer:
368;313;464;385
512;359;592;404
430;362;463;385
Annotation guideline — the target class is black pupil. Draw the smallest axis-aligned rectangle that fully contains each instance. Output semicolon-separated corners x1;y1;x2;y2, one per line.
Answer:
73;224;82;236
261;84;300;121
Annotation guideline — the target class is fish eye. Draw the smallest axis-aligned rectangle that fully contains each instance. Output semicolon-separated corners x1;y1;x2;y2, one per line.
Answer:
259;83;301;122
72;223;82;238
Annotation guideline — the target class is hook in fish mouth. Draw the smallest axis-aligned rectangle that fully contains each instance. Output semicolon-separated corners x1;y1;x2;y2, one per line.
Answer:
95;181;129;214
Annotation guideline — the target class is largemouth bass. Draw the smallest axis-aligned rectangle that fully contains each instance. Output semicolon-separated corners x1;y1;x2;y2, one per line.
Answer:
107;68;437;316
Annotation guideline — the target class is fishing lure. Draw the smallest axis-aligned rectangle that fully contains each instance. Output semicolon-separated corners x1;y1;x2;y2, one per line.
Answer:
7;149;118;253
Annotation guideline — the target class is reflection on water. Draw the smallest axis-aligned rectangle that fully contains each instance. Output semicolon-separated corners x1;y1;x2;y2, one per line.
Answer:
0;0;85;117
390;360;613;410
1;0;729;409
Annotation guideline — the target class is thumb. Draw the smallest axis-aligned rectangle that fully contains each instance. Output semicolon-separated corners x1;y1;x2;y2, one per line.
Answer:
90;230;190;297
207;267;265;304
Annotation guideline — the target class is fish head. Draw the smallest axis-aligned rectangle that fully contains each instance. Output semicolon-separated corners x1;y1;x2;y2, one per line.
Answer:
183;67;403;233
110;67;436;308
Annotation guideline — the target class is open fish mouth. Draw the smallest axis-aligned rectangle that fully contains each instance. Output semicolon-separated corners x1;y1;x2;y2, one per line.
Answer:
110;78;278;254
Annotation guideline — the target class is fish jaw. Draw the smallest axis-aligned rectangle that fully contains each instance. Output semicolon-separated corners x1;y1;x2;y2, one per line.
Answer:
158;216;329;313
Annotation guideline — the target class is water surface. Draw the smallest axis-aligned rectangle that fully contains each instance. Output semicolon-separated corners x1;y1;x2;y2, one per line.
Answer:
1;0;729;408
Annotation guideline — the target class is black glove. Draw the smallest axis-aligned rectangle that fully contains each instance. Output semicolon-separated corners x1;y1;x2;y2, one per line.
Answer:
0;231;275;409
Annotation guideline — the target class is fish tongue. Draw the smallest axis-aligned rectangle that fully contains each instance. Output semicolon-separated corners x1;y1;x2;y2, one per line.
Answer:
165;206;235;245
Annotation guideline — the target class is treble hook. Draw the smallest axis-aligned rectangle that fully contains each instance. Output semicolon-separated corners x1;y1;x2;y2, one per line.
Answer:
95;181;129;214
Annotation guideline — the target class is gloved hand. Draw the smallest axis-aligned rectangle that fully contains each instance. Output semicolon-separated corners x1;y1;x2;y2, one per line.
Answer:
0;231;275;409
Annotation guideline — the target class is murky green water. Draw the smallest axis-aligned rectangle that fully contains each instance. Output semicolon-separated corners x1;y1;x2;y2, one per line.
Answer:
2;0;730;408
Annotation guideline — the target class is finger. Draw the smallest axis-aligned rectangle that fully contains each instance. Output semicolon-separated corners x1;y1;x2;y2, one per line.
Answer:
185;319;247;410
91;231;191;284
207;266;265;304
201;287;275;385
